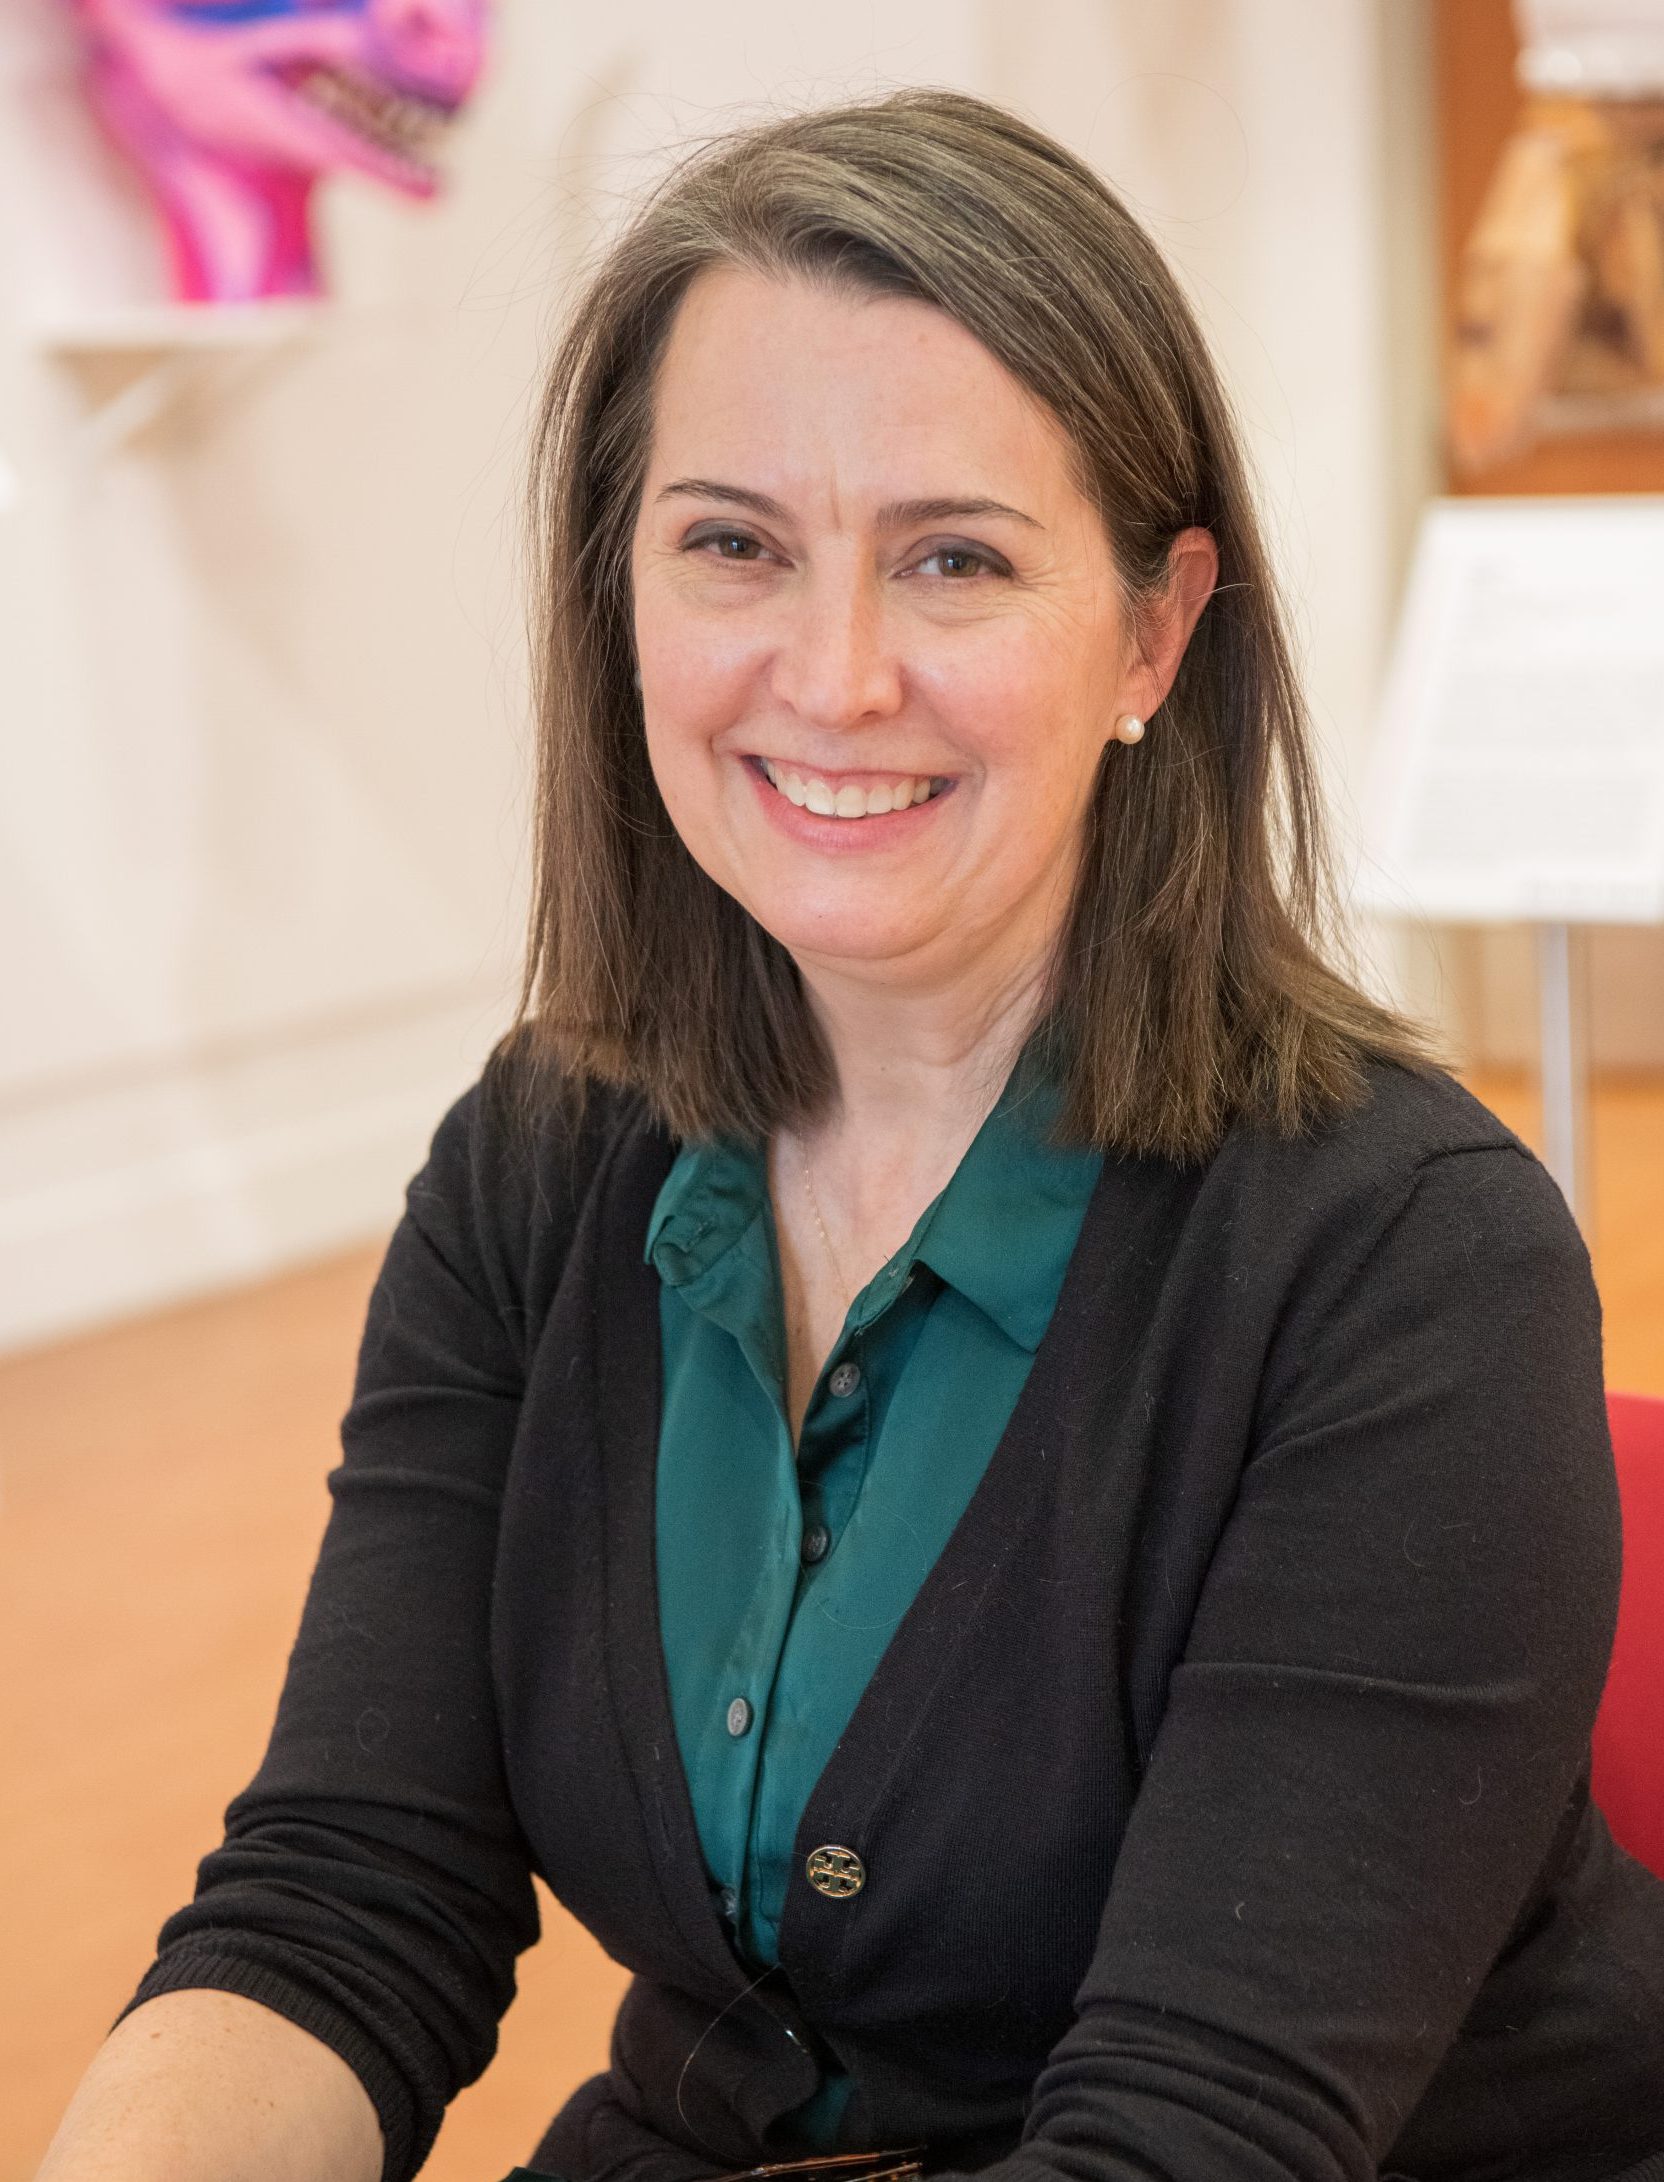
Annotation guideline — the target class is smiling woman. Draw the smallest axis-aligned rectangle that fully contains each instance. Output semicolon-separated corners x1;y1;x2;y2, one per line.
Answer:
47;85;1664;2182
520;99;1423;1164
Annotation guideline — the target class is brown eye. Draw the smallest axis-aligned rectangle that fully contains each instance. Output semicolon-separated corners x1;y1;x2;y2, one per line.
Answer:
690;529;765;561
916;543;1005;580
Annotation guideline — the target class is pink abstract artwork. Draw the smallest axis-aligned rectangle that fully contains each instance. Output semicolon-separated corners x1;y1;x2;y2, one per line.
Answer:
66;0;489;304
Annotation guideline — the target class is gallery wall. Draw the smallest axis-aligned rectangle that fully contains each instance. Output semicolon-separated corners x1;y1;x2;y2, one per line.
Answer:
0;0;1438;1353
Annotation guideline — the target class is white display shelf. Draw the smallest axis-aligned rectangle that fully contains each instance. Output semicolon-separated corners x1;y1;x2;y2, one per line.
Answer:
31;300;328;459
28;299;326;354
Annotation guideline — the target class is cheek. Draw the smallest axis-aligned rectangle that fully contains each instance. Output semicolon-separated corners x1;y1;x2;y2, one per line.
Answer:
634;562;763;696
641;702;726;845
638;669;754;883
921;620;1105;806
634;579;736;783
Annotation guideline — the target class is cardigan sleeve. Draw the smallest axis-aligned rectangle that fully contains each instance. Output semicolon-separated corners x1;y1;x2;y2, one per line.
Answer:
992;1142;1622;2182
112;1046;591;2182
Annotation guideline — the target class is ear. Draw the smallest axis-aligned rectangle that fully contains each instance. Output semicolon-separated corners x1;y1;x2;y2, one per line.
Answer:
1121;526;1219;720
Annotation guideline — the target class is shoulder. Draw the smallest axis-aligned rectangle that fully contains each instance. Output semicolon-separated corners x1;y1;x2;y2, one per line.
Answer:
401;1024;668;1356
1200;1057;1597;1405
416;1023;653;1204
1233;1053;1526;1184
1212;1054;1572;1249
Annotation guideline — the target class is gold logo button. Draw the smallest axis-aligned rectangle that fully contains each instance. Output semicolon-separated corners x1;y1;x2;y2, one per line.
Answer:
805;1845;865;1898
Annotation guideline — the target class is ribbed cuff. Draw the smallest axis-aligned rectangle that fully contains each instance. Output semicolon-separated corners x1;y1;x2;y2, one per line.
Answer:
115;1951;418;2182
1609;2155;1664;2182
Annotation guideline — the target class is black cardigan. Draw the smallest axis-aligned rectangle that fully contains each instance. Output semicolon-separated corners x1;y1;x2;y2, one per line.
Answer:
119;1050;1664;2182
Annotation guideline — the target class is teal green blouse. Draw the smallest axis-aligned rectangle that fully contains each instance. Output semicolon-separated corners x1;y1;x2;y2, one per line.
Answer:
644;1057;1103;2144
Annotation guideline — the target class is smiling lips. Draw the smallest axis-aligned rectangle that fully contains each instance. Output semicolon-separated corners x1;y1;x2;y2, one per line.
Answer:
759;757;946;819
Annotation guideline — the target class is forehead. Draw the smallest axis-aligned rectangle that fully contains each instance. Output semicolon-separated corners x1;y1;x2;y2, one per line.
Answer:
647;264;1076;509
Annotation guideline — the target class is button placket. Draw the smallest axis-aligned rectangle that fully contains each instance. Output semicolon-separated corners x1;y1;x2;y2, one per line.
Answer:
704;1476;804;1937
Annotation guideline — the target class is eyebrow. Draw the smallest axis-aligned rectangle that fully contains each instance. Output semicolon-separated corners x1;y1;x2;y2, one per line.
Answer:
653;478;1043;531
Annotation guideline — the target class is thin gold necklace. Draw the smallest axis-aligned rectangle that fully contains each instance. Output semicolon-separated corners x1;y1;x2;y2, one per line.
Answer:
797;1141;856;1310
797;1137;919;1315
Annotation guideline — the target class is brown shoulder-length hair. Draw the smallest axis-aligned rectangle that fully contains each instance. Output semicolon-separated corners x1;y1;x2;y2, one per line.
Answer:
512;86;1434;1164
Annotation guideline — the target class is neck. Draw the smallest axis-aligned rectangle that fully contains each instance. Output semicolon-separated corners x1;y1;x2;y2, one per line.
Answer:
794;931;1053;1163
774;932;1057;1321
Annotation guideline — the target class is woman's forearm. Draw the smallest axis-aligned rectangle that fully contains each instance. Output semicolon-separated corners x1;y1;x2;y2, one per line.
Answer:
33;1988;384;2182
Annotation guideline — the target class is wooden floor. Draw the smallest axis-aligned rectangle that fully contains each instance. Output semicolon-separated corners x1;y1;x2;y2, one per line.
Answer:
2;1068;1661;2181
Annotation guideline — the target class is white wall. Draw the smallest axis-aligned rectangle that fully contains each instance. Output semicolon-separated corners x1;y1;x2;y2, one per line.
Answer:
0;0;1433;1354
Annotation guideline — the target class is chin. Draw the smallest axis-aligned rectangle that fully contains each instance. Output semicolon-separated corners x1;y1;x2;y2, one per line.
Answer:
746;905;935;970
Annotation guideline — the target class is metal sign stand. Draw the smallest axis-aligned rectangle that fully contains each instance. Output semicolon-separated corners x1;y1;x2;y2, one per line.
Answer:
1360;499;1664;1246
1535;921;1593;1231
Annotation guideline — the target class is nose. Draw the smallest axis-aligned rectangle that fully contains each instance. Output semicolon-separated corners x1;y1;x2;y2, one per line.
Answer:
367;0;485;101
769;565;903;735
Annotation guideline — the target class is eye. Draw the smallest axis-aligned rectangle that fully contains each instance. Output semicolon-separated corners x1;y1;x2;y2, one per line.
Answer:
684;527;771;563
913;542;1008;581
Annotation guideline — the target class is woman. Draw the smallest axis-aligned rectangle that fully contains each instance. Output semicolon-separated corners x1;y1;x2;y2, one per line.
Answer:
38;89;1664;2182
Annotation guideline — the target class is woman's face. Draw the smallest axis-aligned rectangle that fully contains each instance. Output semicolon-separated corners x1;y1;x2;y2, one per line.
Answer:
630;264;1208;992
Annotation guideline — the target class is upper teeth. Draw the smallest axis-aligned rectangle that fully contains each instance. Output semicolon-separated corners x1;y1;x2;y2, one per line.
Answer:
761;761;940;817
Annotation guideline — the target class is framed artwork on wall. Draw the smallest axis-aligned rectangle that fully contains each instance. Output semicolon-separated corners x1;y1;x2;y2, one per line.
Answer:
1440;0;1664;488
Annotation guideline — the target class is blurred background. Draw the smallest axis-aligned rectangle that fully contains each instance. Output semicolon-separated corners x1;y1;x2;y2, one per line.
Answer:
3;2;1662;2176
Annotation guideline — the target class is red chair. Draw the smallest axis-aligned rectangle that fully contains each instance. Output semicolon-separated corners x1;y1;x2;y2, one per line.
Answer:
1591;1392;1664;1881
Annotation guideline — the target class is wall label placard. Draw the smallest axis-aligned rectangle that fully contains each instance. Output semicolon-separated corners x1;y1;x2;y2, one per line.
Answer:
1361;496;1664;925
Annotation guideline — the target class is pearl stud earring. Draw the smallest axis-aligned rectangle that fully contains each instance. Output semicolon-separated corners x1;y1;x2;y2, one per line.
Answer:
1114;714;1145;744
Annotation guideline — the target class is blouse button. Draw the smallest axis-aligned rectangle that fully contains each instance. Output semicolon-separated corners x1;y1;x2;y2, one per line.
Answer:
828;1361;861;1398
805;1844;866;1898
726;1696;754;1737
801;1523;831;1566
